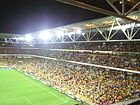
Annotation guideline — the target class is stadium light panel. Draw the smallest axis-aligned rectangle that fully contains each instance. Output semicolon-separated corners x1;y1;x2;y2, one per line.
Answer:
25;34;33;42
136;23;140;27
76;29;81;34
82;33;85;35
39;30;51;40
68;31;74;36
56;31;65;37
18;37;25;40
112;24;133;30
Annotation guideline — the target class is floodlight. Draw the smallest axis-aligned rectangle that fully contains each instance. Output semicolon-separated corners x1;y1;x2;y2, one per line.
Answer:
136;23;140;27
68;31;75;36
116;18;122;21
76;29;81;34
18;37;25;40
82;33;85;35
112;24;133;30
25;34;33;42
39;30;51;40
56;31;64;37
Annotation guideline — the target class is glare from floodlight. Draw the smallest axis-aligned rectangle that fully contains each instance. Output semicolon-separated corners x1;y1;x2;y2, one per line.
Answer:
112;24;133;30
136;23;140;27
116;18;122;21
18;37;25;40
82;33;85;35
68;31;75;36
76;29;81;34
25;34;33;42
39;30;51;40
56;31;64;37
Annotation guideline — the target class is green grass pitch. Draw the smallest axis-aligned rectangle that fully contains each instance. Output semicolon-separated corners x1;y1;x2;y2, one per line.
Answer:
0;69;89;105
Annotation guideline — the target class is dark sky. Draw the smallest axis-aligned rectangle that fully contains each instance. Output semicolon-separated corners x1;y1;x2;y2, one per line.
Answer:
0;0;112;34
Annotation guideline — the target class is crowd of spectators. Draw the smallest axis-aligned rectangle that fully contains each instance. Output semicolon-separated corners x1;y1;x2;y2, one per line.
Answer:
0;56;140;105
0;41;140;105
38;41;140;52
0;42;139;71
40;51;140;71
0;41;140;52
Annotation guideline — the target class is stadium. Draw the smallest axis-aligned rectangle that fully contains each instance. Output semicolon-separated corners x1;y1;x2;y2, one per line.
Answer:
0;0;140;105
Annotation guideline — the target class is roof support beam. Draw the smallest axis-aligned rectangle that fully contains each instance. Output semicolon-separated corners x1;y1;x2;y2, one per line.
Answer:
122;0;125;15
106;0;121;15
56;0;140;23
125;1;140;16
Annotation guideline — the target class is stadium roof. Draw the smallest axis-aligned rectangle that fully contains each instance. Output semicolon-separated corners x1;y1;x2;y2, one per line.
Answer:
0;10;139;37
0;0;140;43
35;11;140;33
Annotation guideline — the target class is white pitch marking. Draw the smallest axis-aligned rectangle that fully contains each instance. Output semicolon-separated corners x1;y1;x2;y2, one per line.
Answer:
24;96;34;105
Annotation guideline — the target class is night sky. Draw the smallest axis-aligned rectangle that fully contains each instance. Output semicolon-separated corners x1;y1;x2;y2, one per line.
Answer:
0;0;113;34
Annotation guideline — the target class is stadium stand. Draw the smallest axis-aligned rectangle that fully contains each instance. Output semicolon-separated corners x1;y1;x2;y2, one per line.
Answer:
0;50;139;105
